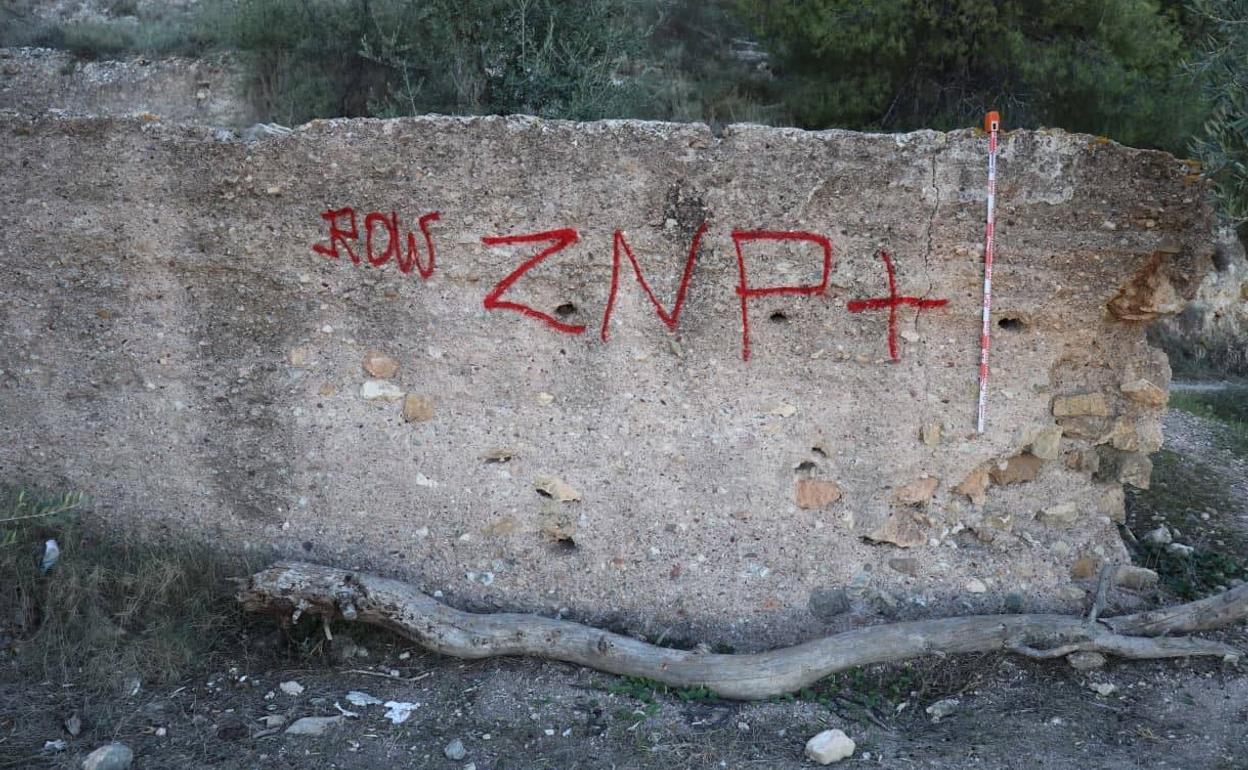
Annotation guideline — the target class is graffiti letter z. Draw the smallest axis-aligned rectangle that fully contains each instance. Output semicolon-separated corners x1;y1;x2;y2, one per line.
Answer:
481;228;585;335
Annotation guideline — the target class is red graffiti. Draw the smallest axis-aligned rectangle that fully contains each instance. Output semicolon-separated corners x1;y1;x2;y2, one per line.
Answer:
310;207;958;364
364;210;442;277
481;228;586;335
732;230;834;361
846;250;948;361
314;206;441;279
600;221;709;342
312;207;360;263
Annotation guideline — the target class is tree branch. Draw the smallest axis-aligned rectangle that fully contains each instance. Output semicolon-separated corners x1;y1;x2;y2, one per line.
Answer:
239;561;1246;701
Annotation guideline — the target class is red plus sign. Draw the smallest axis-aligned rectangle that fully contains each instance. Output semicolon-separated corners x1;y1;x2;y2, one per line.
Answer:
846;250;949;361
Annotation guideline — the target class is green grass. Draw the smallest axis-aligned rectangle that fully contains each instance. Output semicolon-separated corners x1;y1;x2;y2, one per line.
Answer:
1127;449;1243;545
1169;386;1248;457
1124;448;1247;593
1169;386;1248;425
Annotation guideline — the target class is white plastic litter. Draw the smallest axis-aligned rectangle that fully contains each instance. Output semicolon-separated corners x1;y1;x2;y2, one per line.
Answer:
40;539;60;573
334;702;360;718
346;691;383;707
383;701;420;724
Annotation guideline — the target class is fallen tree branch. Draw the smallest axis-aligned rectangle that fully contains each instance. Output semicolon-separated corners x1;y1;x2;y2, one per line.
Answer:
239;561;1246;701
1087;564;1116;625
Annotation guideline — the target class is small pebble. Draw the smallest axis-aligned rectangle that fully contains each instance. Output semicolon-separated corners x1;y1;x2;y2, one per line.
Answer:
1067;651;1107;670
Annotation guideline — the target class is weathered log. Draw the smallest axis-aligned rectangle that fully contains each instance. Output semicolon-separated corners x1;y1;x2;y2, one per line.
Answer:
239;561;1246;701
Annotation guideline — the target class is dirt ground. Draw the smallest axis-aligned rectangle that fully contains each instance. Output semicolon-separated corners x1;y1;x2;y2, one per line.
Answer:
3;396;1247;770
3;647;1248;769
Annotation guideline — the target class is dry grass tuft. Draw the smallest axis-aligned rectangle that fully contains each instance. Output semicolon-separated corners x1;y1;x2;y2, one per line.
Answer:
0;487;256;695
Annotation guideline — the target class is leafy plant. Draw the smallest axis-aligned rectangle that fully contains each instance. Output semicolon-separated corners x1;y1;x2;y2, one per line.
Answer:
0;489;86;547
599;674;719;704
1140;541;1248;599
1186;0;1248;231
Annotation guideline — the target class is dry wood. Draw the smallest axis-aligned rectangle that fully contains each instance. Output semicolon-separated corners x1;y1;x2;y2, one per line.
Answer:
240;561;1247;701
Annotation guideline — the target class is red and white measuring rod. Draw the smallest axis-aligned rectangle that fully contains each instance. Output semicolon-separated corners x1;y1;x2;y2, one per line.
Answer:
976;111;1001;434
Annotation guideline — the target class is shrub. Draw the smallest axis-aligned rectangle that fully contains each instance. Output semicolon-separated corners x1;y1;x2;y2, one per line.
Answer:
734;0;1207;153
1150;323;1248;380
1;2;205;59
1186;0;1248;232
201;0;662;125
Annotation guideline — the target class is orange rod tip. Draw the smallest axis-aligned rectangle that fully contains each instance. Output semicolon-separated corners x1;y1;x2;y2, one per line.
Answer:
984;111;1001;132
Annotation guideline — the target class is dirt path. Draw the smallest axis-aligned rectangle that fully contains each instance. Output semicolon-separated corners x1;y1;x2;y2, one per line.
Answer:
1162;407;1248;538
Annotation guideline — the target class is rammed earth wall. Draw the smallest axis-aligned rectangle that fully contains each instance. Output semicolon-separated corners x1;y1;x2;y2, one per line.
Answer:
0;114;1214;647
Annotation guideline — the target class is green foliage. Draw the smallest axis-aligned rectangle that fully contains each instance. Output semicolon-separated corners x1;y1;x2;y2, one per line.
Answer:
0;1;206;58
787;664;917;718
0;489;86;548
1186;0;1248;227
201;0;660;126
600;675;719;704
638;1;784;126
1150;322;1248;380
1169;385;1248;424
735;0;1206;151
1;0;1229;162
1141;541;1248;598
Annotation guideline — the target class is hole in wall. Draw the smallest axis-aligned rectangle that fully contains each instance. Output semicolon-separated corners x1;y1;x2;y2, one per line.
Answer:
555;302;577;317
769;311;789;323
811;446;828;458
998;317;1026;331
1212;243;1231;272
795;460;817;473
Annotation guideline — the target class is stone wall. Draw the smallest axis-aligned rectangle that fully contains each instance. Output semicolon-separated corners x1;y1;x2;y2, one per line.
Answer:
1150;226;1248;377
0;113;1214;647
0;48;254;127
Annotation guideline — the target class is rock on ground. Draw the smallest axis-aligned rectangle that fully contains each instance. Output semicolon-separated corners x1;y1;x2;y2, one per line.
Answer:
444;738;468;760
926;698;961;722
82;743;133;770
805;729;856;764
